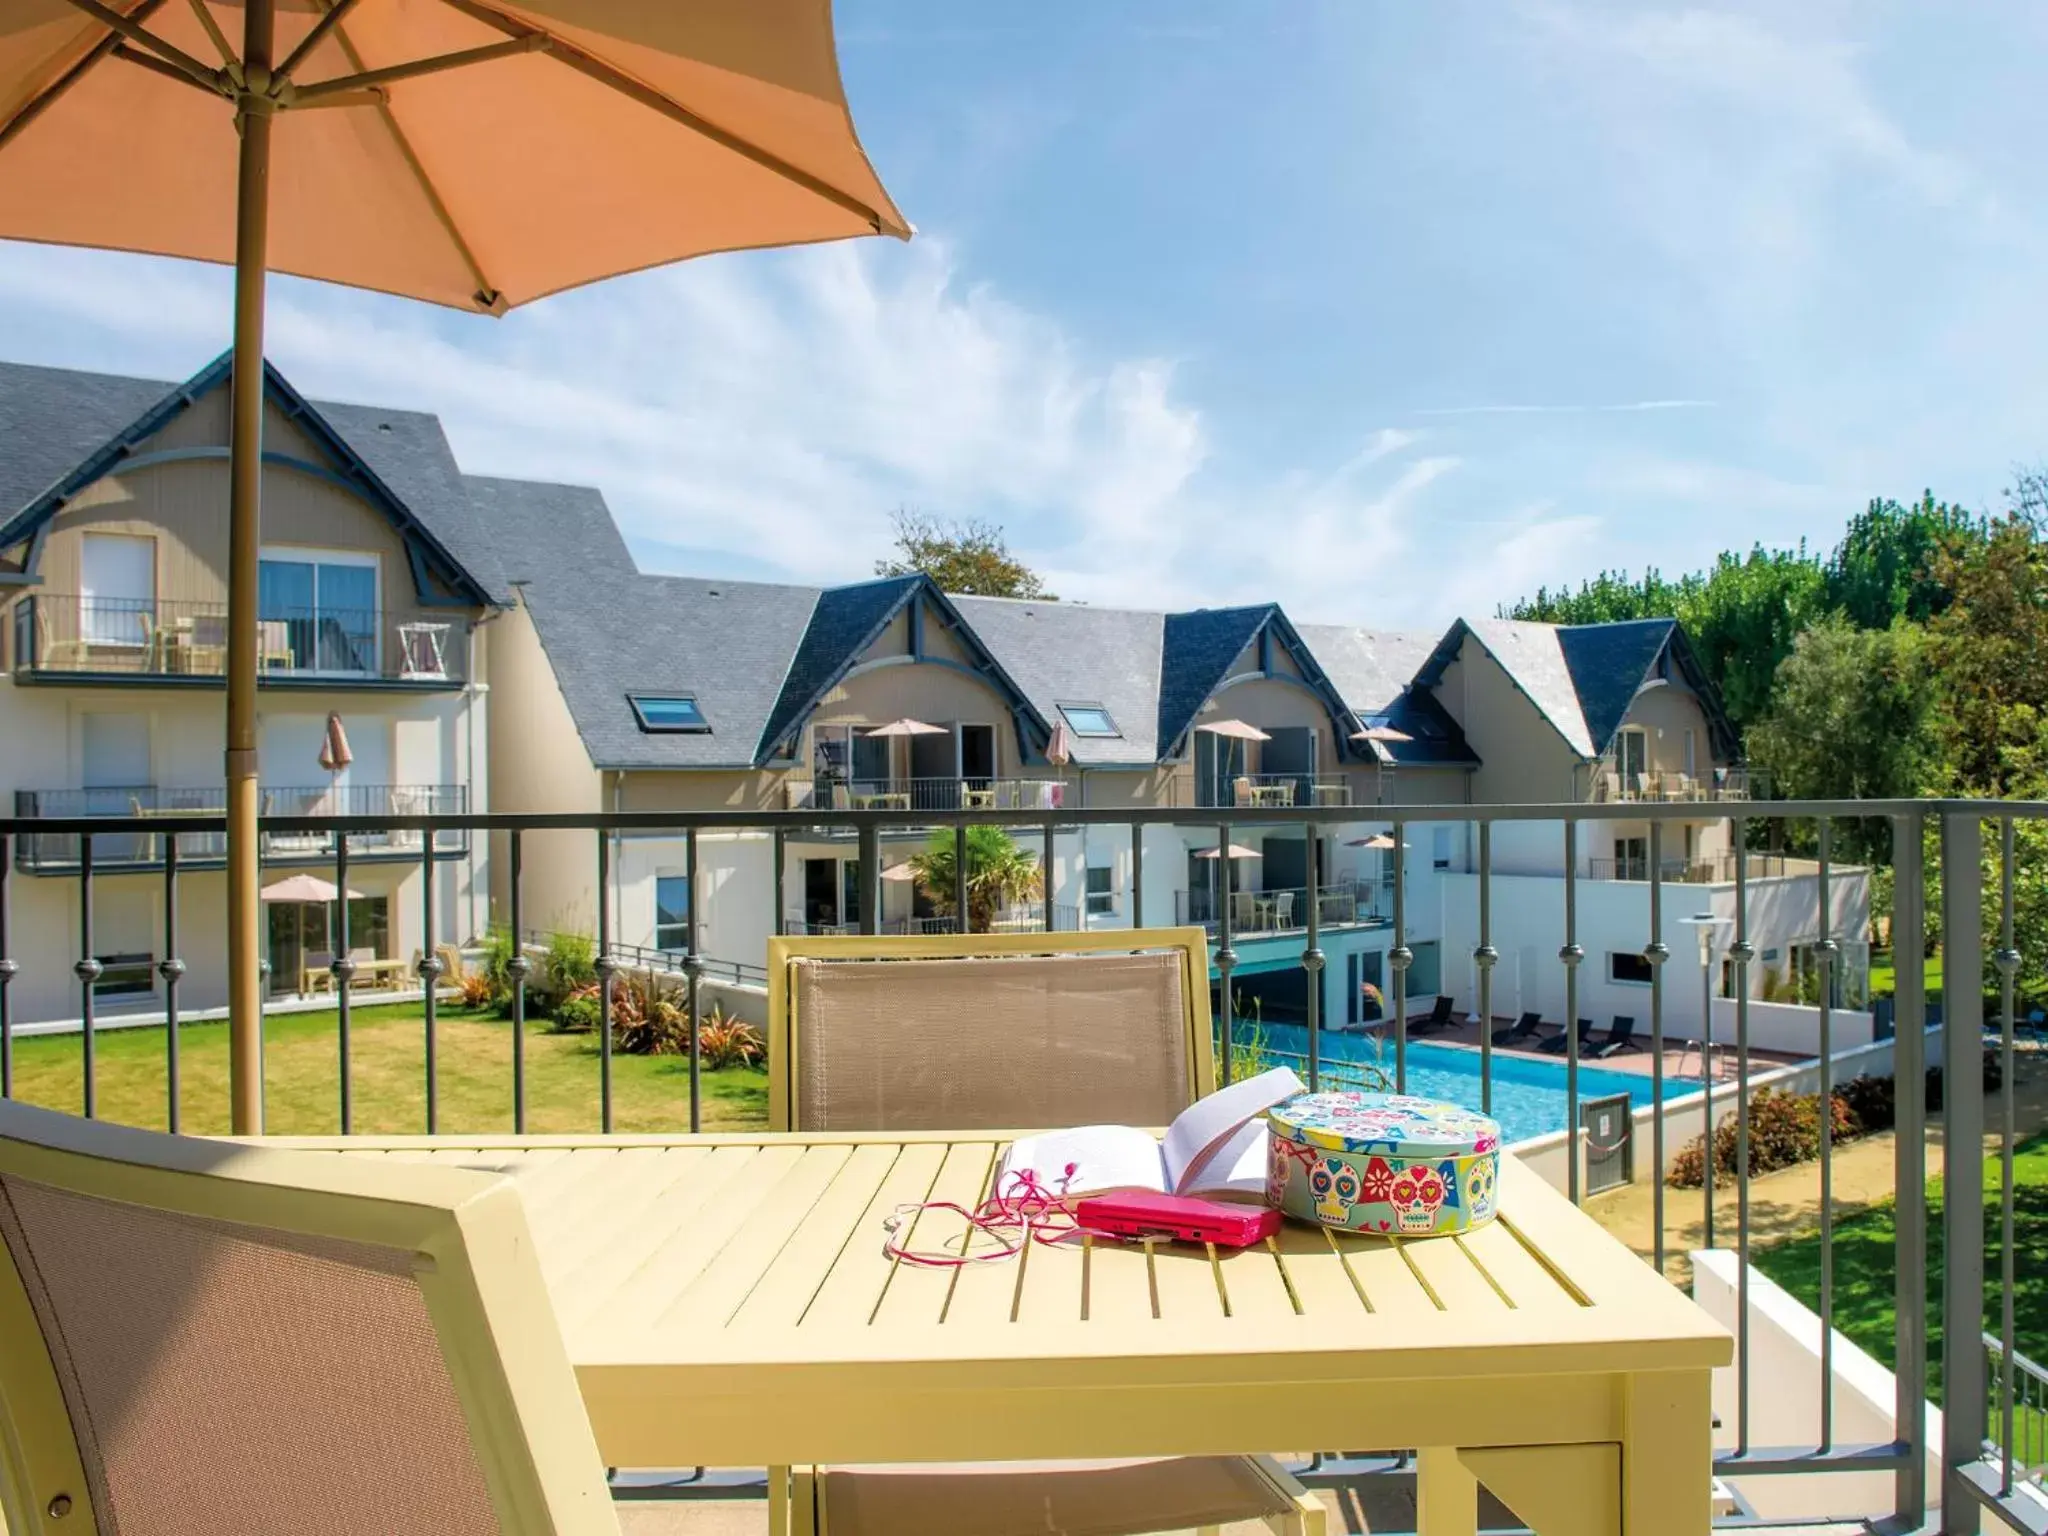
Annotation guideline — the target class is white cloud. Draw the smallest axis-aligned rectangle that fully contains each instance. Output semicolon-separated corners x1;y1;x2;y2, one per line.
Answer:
0;233;1526;627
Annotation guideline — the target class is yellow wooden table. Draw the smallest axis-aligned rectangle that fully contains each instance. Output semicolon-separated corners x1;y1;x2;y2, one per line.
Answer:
297;1135;1730;1535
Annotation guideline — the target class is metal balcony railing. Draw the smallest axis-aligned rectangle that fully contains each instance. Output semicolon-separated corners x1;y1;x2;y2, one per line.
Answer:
8;593;467;685
1175;880;1385;933
784;774;1073;813
0;793;2038;1532
1588;760;1764;804
10;784;468;870
1164;770;1355;809
1585;852;1793;883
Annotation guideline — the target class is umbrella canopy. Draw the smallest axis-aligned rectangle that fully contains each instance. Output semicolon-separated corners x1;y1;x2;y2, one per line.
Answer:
863;718;947;738
879;862;919;883
1345;832;1407;850
0;1;910;309
260;873;364;903
1194;844;1263;860
0;0;907;1132
317;712;353;773
1352;724;1414;743
1044;720;1075;767
1196;719;1271;742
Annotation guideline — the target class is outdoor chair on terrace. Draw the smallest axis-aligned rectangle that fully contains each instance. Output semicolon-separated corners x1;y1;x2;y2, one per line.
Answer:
1232;775;1255;807
0;1098;621;1535
1491;1010;1543;1048
1590;1016;1641;1058
765;928;1323;1534
1537;1018;1597;1056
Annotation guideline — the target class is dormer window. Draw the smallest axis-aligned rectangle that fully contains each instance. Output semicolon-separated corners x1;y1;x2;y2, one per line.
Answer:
629;694;710;733
1058;703;1121;738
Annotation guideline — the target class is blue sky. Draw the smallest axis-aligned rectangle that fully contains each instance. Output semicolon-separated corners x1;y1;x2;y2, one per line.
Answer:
3;1;2046;626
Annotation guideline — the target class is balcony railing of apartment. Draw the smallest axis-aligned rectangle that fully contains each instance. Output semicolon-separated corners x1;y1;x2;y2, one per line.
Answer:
1175;879;1387;934
518;930;767;989
1588;760;1764;804
8;593;467;686
10;784;469;871
1585;852;1795;884
780;905;1083;937
783;774;1073;813
1163;770;1355;809
0;794;2034;1533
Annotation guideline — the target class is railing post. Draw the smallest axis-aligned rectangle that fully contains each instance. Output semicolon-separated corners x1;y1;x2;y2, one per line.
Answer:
75;833;99;1119
953;822;967;936
856;821;879;937
1391;820;1410;1094
1129;820;1143;928
1560;819;1582;1203
773;824;787;937
685;826;703;1135
1731;814;1753;1453
1645;819;1668;1275
1302;817;1323;1091
1940;811;1986;1532
1474;821;1495;1116
419;827;439;1135
1;833;14;1099
508;829;528;1134
1995;816;2021;1500
1893;810;1929;1526
1217;819;1236;1085
1816;818;1837;1450
596;828;615;1132
160;835;186;1132
329;834;353;1134
1042;821;1056;932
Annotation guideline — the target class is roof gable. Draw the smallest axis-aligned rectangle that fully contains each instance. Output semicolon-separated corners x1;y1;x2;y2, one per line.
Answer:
1157;604;1362;758
752;575;1054;766
0;353;496;605
1555;618;1679;758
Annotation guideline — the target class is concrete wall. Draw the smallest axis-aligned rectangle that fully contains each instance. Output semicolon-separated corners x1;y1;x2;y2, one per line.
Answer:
1434;634;1583;804
1692;1251;1946;1523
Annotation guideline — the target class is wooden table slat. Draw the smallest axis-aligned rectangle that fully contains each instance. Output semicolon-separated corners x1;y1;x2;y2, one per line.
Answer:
732;1144;908;1331
1455;1222;1585;1315
795;1142;951;1332
544;1147;716;1296
1081;1232;1158;1323
870;1141;1001;1328
656;1143;858;1329
1333;1235;1443;1317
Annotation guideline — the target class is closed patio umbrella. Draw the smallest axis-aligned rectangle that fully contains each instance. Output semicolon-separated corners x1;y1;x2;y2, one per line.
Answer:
0;0;907;1130
1044;720;1074;767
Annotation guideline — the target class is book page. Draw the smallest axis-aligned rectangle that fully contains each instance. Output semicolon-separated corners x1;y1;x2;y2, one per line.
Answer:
1161;1065;1305;1193
1179;1119;1273;1201
998;1124;1168;1199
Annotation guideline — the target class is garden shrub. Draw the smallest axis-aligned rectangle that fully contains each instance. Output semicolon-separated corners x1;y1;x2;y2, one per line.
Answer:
551;984;601;1034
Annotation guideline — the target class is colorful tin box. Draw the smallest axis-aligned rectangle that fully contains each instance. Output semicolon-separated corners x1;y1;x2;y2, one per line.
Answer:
1265;1092;1502;1236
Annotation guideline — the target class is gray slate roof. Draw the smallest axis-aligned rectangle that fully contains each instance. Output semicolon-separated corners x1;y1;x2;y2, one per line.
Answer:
0;358;507;602
952;596;1166;766
1292;624;1441;718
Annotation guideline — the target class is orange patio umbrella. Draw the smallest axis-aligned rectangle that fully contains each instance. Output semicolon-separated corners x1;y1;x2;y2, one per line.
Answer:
0;0;907;1131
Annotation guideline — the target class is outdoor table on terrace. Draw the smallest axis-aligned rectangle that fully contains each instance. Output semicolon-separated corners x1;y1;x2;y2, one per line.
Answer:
292;1134;1730;1535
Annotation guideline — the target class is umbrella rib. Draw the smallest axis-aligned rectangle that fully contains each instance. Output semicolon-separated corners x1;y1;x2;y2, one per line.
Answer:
183;0;238;69
58;0;220;91
0;0;172;151
291;34;549;102
274;0;359;84
432;0;905;236
113;41;225;95
316;1;506;312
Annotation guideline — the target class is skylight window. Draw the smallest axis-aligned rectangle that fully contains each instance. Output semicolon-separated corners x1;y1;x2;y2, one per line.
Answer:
629;695;710;733
1058;703;1121;738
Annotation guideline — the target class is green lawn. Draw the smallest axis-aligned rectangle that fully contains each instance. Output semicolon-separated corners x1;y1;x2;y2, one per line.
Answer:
3;1002;767;1136
1755;1131;2048;1430
1868;948;1943;1005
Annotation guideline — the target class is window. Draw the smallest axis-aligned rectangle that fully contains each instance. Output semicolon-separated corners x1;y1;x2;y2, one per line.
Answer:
1683;728;1697;779
1404;941;1441;997
1085;863;1115;916
629;695;710;733
94;953;155;998
1610;951;1654;986
1614;835;1648;881
655;875;691;951
260;549;377;673
1616;727;1648;790
1058;703;1121;738
80;533;154;645
1431;825;1454;871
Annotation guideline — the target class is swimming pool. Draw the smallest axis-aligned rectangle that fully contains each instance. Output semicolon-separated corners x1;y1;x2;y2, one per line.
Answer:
1251;1023;1705;1147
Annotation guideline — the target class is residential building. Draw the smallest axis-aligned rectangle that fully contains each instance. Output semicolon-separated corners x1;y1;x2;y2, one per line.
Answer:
0;355;576;1023
489;492;1870;1039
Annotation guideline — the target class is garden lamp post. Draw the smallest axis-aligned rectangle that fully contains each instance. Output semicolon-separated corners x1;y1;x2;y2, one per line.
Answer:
1682;911;1727;1247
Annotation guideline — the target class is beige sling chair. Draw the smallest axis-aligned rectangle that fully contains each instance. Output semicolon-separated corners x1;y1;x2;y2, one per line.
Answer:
0;1099;619;1536
765;928;1324;1536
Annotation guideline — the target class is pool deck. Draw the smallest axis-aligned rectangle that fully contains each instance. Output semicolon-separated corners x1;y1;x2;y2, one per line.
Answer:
1328;1014;1809;1084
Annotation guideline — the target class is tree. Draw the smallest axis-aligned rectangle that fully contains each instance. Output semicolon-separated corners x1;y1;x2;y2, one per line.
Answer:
875;510;1056;599
1745;618;1936;864
907;825;1043;933
1926;515;2048;797
1823;492;1982;630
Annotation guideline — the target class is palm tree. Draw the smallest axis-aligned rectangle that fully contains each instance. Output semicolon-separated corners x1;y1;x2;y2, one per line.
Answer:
907;825;1043;933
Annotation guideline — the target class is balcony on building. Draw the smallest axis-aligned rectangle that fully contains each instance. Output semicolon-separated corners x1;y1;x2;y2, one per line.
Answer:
8;593;467;689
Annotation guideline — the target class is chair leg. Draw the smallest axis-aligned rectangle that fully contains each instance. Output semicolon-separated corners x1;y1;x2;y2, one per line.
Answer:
769;1465;791;1536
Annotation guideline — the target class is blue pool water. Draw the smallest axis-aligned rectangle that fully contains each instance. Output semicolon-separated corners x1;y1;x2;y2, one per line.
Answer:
1253;1024;1705;1147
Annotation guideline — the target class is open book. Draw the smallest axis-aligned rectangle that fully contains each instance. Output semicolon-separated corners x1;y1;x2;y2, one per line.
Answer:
996;1066;1305;1203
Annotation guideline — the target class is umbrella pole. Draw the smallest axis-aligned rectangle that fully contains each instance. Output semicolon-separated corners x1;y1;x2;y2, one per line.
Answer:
226;0;276;1135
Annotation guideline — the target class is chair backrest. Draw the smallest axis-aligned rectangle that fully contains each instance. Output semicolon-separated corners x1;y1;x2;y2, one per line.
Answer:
1610;1016;1637;1041
765;928;1216;1133
0;1100;618;1536
1516;1011;1542;1033
191;614;226;648
1232;889;1256;926
1273;891;1295;926
1232;776;1253;806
